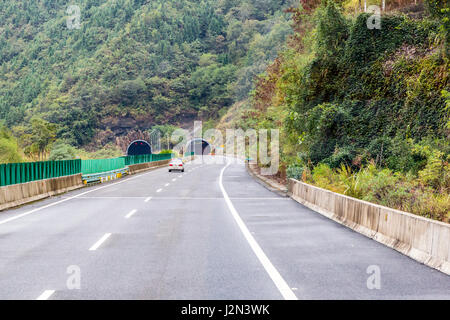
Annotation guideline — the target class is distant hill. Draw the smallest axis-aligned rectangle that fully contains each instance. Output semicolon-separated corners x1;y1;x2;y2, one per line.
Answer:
0;0;294;146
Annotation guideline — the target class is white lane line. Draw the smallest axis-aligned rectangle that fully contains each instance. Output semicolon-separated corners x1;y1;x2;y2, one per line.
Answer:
89;233;112;251
0;167;164;226
219;162;298;301
172;178;176;182
125;209;137;219
165;183;170;187
36;290;55;300
156;188;163;193
178;175;183;178
144;197;152;202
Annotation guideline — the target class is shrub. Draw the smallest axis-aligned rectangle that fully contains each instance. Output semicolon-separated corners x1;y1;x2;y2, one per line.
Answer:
0;125;22;163
424;0;449;17
304;160;450;222
49;141;78;160
286;165;304;180
312;163;344;192
415;148;450;190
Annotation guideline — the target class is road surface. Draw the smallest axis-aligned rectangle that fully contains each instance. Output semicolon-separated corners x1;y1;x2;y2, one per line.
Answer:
0;157;448;299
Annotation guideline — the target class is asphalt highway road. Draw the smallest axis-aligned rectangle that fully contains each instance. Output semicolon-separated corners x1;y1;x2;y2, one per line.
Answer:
0;156;448;300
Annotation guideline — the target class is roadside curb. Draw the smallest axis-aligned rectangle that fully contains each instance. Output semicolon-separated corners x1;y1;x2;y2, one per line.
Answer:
245;162;288;197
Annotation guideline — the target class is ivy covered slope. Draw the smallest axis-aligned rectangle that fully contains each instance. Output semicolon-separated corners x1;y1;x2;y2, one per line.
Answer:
0;0;294;147
227;1;449;221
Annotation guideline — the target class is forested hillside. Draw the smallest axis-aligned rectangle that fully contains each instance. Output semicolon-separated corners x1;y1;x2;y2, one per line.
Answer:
0;0;294;151
224;0;449;221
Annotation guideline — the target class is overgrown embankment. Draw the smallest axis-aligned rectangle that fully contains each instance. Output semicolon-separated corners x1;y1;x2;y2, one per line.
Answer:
225;1;449;221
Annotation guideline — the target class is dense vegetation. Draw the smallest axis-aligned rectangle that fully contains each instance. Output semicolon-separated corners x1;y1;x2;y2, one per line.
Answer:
226;0;449;221
1;0;448;221
0;0;294;153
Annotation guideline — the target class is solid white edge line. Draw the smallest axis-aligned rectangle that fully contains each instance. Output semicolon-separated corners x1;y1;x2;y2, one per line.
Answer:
219;162;298;301
89;233;112;251
125;209;137;219
0;167;163;226
36;290;55;300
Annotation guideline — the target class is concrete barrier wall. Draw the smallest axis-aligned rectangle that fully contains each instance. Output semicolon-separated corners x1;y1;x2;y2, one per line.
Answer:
128;156;197;175
128;159;171;175
288;178;450;275
0;174;83;211
0;157;189;211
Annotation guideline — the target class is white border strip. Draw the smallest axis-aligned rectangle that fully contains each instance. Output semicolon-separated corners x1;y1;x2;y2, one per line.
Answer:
36;290;55;300
125;209;137;219
89;233;112;251
219;162;297;300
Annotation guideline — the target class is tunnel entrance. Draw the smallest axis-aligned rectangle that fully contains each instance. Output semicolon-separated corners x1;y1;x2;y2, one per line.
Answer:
127;140;152;156
186;138;211;155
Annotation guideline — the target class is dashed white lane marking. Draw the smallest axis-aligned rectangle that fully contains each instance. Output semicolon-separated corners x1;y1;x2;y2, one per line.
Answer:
178;175;183;178
125;209;137;219
89;233;112;251
0;167;164;226
156;188;163;193
165;183;170;187
219;162;298;301
144;197;152;202
172;178;176;182
36;290;55;300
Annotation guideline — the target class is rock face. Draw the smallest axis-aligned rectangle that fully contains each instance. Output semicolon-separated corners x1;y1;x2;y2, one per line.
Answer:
115;130;151;154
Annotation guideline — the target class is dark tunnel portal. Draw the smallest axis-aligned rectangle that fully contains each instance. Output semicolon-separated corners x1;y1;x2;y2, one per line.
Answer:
127;140;152;156
187;139;211;155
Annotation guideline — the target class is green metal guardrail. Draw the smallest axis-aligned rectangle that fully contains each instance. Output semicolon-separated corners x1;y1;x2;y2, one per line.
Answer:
81;157;126;175
0;159;81;187
124;153;173;165
0;153;174;187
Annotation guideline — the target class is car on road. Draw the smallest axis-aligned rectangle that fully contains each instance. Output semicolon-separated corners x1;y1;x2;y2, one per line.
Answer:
169;158;184;172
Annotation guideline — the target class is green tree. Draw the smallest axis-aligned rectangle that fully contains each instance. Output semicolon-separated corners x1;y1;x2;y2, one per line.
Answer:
0;125;22;164
49;140;78;160
30;117;57;160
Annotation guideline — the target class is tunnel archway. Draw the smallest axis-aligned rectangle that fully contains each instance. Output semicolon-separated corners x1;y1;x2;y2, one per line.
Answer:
185;138;211;155
127;140;152;156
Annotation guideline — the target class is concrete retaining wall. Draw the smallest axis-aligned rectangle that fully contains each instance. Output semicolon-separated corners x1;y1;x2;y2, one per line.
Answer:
0;174;83;211
288;178;450;275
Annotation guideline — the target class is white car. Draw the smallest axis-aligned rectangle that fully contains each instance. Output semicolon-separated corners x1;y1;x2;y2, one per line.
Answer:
168;158;184;172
